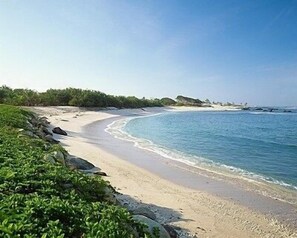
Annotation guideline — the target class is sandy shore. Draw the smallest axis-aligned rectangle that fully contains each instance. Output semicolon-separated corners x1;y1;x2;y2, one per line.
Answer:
31;106;297;238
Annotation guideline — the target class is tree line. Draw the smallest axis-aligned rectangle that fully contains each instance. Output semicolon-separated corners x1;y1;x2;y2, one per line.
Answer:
0;85;163;108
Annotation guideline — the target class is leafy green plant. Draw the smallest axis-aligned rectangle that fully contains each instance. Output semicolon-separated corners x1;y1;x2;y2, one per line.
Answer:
0;105;154;237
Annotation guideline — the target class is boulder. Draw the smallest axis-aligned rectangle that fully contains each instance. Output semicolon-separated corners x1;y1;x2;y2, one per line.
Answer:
162;225;179;238
52;151;66;165
35;129;46;139
43;151;65;165
29;117;39;127
93;171;107;176
52;127;67;136
133;206;157;221
43;154;56;164
44;135;59;144
26;121;34;131
40;116;49;121
79;167;106;176
39;117;50;126
42;127;53;136
18;129;35;138
133;215;170;238
65;155;95;170
103;187;119;204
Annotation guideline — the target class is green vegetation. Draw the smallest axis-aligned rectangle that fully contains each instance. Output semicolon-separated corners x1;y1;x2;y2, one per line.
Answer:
0;104;153;237
0;86;162;108
160;97;176;106
175;95;203;106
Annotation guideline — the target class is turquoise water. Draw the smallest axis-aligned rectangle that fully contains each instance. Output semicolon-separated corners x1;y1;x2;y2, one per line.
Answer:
124;110;297;190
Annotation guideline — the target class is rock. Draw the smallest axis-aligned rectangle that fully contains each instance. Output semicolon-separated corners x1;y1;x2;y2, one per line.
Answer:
79;166;101;172
65;155;95;170
44;135;59;144
29;117;38;127
79;167;106;176
26;121;34;131
52;127;67;136
42;127;53;136
43;152;65;165
133;206;157;221
43;154;56;164
35;129;45;139
133;215;170;238
93;171;107;176
52;151;66;165
40;116;48;121
19;129;35;137
81;168;107;176
163;225;179;238
103;187;119;204
39;117;50;126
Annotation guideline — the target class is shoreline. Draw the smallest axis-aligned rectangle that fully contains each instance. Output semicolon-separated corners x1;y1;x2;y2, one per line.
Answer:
31;106;297;237
86;112;297;226
106;113;297;193
105;113;297;205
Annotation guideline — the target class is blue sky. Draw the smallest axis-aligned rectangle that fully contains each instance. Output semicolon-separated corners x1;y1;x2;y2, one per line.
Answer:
0;0;297;106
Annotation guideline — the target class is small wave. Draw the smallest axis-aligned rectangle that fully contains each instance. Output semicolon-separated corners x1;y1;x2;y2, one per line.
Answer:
105;117;297;192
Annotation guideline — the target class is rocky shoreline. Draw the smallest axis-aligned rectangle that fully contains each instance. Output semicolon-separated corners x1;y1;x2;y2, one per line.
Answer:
25;111;180;238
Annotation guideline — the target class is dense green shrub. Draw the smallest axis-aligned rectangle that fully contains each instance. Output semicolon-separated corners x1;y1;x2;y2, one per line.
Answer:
0;86;163;108
0;105;151;237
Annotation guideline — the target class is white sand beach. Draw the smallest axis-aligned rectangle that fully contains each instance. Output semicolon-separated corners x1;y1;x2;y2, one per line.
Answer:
31;106;297;238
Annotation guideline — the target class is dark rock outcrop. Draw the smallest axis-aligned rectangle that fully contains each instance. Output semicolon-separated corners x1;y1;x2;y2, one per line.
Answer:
42;127;53;136
52;127;67;136
44;135;59;144
133;206;157;221
18;129;35;138
79;167;106;176
163;225;179;238
93;171;107;176
43;151;65;165
65;155;95;170
52;151;66;165
133;215;170;238
44;154;56;164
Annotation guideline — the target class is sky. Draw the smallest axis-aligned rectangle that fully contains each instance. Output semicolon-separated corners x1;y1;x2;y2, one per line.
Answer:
0;0;297;106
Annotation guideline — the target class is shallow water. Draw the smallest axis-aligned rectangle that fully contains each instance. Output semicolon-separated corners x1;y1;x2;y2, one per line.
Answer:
122;110;297;191
85;112;297;228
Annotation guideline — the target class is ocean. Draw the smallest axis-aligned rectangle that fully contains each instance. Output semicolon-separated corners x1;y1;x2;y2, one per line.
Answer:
118;109;297;192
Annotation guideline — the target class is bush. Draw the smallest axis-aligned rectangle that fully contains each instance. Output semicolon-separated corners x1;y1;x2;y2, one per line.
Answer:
0;105;151;237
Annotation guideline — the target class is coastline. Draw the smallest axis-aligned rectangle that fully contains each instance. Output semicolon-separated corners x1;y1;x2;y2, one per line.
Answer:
31;106;297;237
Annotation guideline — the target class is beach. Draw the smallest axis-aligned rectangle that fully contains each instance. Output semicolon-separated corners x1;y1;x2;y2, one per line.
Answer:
31;106;297;238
